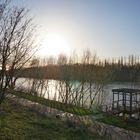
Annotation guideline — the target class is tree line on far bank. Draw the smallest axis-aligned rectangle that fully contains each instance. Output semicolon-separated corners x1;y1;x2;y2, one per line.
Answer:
19;54;140;83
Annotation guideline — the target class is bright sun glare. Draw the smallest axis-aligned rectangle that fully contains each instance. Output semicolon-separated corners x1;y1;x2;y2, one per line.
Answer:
38;33;70;57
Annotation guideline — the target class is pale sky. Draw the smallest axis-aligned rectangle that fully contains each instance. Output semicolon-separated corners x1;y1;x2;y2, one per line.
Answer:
11;0;140;59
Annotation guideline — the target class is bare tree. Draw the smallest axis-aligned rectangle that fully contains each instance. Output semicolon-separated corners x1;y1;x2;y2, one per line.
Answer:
0;1;37;104
57;54;67;65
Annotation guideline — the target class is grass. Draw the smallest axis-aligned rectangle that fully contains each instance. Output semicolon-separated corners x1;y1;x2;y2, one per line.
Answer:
0;99;104;140
7;89;140;133
8;89;95;115
96;113;140;133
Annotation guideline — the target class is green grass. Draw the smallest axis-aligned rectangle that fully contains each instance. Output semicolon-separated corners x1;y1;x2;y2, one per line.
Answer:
7;89;140;133
96;113;140;133
8;89;95;115
0;99;104;140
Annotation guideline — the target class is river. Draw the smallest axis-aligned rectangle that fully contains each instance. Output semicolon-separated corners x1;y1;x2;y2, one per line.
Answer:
15;78;140;107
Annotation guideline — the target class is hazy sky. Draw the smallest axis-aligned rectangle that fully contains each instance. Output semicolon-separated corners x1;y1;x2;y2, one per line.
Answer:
12;0;140;59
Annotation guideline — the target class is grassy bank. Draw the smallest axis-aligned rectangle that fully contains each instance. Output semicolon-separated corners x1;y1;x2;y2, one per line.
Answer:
9;89;95;115
0;99;104;140
97;113;140;133
8;90;140;133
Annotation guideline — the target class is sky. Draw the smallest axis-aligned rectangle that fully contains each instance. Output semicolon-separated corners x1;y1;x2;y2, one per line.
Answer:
11;0;140;59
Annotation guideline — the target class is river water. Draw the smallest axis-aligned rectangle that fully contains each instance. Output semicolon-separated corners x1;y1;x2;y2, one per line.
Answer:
15;78;140;107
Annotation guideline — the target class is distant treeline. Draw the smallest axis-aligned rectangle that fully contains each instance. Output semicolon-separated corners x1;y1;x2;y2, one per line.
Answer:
18;63;140;83
14;54;140;82
19;64;110;82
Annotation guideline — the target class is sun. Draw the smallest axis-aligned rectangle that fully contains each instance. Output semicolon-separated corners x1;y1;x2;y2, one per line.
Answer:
38;33;70;57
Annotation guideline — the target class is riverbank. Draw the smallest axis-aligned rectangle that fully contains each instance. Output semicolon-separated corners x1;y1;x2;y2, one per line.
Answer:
0;99;105;140
1;90;140;139
8;89;95;115
8;89;140;133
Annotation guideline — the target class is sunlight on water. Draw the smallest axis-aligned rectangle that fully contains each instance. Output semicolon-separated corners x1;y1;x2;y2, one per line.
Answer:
16;78;140;106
